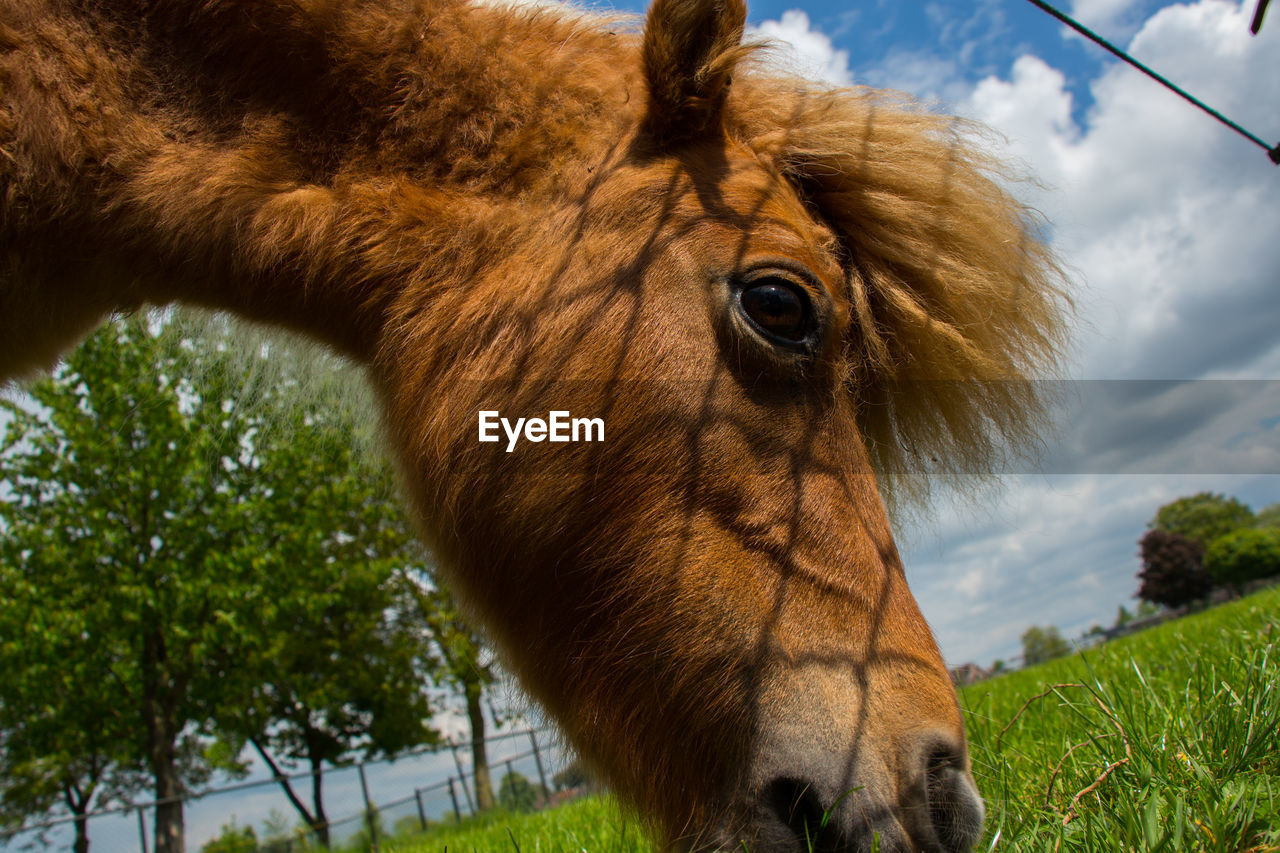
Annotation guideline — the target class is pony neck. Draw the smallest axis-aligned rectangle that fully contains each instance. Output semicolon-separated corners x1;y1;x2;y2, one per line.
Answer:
5;0;635;366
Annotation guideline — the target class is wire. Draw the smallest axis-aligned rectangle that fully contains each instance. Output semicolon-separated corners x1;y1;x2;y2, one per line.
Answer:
1020;0;1280;165
1252;0;1271;35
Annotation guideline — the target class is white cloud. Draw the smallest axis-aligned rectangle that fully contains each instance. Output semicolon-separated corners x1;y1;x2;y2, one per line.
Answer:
748;10;854;85
960;0;1280;380
749;9;984;103
965;54;1078;165
885;0;1280;665
906;472;1279;665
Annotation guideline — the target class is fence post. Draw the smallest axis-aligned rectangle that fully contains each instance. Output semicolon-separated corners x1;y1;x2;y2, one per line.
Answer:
450;743;476;814
137;807;149;853
448;777;463;824
528;730;550;802
415;787;428;830
358;762;380;852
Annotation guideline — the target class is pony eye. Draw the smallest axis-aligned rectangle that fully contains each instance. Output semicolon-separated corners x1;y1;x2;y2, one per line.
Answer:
738;278;811;344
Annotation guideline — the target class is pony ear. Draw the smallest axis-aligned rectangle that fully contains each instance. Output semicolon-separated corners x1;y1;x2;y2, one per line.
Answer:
641;0;748;144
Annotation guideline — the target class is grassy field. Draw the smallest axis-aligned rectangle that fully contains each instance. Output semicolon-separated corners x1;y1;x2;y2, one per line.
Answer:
964;584;1278;852
385;585;1280;852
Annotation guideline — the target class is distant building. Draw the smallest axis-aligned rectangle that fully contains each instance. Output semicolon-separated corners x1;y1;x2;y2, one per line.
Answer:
949;662;993;686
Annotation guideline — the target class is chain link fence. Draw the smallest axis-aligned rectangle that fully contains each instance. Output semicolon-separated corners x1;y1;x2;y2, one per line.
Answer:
1;726;577;852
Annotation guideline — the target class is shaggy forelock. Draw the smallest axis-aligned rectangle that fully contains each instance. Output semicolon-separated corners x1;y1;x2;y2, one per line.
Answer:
725;71;1072;511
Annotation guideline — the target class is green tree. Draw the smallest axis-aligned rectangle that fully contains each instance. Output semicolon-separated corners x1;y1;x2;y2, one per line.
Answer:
0;555;147;853
213;388;439;848
1;316;262;853
393;813;432;838
1136;528;1212;609
398;571;501;811
1020;625;1071;666
552;761;591;792
344;806;387;853
1204;528;1280;591
1254;502;1280;529
1;315;441;853
496;771;545;813
1150;492;1254;548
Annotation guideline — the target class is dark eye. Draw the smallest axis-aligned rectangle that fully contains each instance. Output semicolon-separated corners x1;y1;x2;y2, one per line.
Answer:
738;278;811;344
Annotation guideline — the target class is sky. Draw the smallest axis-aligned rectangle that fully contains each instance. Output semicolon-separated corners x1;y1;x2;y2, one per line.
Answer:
4;0;1279;848
718;0;1280;668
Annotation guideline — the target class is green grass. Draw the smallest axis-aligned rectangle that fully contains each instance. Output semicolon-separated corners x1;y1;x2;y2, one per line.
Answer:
386;586;1280;852
963;584;1279;851
381;796;648;852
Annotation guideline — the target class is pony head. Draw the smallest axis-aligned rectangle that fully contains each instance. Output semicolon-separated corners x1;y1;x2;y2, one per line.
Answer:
371;0;1067;848
0;0;1065;844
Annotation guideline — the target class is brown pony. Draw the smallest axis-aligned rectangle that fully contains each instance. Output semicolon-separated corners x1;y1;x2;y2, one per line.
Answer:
0;0;1067;848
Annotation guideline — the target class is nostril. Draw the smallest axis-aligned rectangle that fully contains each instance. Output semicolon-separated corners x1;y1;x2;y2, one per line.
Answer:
922;744;984;853
926;748;959;843
765;776;828;847
925;744;963;796
926;746;959;782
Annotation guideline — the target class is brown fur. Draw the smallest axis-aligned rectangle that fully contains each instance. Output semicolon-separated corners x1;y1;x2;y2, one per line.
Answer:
0;0;1067;847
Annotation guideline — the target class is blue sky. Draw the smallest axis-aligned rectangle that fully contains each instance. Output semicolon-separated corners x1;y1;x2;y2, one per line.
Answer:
706;0;1280;669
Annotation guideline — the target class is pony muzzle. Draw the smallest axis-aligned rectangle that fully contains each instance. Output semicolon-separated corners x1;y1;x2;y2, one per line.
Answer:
741;729;984;852
713;655;984;853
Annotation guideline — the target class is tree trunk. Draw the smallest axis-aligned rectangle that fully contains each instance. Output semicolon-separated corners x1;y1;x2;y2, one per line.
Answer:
310;751;331;848
72;813;90;853
141;628;184;853
148;724;184;853
63;779;96;853
144;722;184;853
251;736;330;848
465;678;494;811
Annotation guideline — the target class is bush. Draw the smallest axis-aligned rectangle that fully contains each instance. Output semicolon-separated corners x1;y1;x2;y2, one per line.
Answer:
1020;625;1071;666
552;760;592;792
201;821;257;853
1204;528;1280;589
497;771;546;813
1255;502;1280;529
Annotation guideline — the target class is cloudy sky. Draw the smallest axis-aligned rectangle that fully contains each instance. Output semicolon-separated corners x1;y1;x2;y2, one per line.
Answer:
705;0;1280;667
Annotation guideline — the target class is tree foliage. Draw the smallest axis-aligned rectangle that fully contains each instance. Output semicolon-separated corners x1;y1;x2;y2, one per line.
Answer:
1020;625;1071;666
398;570;501;811
1254;502;1280;530
1150;492;1254;548
0;314;443;852
1204;527;1280;590
0;555;146;853
1136;528;1213;609
496;771;545;813
1;316;260;853
199;820;257;853
552;761;591;792
210;378;440;847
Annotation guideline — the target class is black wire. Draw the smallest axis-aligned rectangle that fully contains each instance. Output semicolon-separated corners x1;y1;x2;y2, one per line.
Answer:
1020;0;1280;165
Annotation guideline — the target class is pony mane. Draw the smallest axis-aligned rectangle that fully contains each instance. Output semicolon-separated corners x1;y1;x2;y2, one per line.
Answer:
725;71;1072;510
